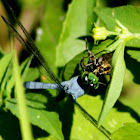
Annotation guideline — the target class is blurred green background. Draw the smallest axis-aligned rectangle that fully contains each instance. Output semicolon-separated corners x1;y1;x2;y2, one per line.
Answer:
0;0;140;139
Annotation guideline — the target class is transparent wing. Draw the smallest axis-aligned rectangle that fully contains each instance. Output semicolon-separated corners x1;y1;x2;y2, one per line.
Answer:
1;1;64;92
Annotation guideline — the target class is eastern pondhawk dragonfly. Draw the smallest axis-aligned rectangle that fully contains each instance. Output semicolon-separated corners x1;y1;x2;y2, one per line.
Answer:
1;1;111;139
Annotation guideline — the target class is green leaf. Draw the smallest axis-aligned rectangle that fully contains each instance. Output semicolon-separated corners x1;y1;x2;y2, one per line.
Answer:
91;39;115;55
123;50;140;85
0;52;13;84
56;0;97;67
36;0;65;73
24;68;40;82
8;98;46;110
94;6;140;48
119;90;140;121
127;50;140;62
111;123;140;140
20;57;32;80
94;6;140;33
98;41;126;127
6;57;30;94
6;57;39;97
0;52;13;100
25;93;48;105
119;68;140;117
6;94;64;140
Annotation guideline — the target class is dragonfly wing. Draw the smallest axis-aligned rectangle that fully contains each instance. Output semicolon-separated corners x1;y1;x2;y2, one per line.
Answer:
1;14;85;99
1;4;64;92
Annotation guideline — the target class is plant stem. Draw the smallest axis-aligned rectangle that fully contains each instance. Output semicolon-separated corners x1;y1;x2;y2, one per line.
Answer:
13;50;33;140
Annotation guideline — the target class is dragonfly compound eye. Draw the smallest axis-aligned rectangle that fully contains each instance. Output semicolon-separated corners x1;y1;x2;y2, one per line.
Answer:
88;72;99;84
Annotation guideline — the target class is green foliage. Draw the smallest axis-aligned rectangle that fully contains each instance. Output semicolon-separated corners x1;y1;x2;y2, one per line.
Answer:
111;123;140;140
36;0;65;73
69;95;137;140
56;0;97;66
6;97;64;140
92;7;140;128
0;51;13;100
98;42;126;126
94;6;140;60
127;49;140;62
0;51;13;84
0;0;140;140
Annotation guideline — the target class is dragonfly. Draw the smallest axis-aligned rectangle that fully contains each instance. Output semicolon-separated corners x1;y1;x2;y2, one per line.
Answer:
1;0;111;139
80;40;112;89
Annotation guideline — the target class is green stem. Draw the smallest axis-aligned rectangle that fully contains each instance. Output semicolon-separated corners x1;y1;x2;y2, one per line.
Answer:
13;50;33;140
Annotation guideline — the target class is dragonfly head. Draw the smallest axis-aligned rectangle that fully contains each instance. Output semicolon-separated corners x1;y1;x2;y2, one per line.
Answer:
81;71;99;89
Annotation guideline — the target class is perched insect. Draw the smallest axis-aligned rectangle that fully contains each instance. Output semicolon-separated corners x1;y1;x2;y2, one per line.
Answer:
1;0;111;139
80;40;112;90
80;47;112;76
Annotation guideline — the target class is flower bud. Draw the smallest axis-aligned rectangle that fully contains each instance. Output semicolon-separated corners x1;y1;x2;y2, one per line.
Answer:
92;25;109;43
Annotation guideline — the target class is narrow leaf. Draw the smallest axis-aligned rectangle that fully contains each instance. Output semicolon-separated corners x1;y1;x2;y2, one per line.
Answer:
6;57;29;94
6;57;39;96
0;52;13;99
20;56;39;82
98;41;126;126
0;52;13;84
